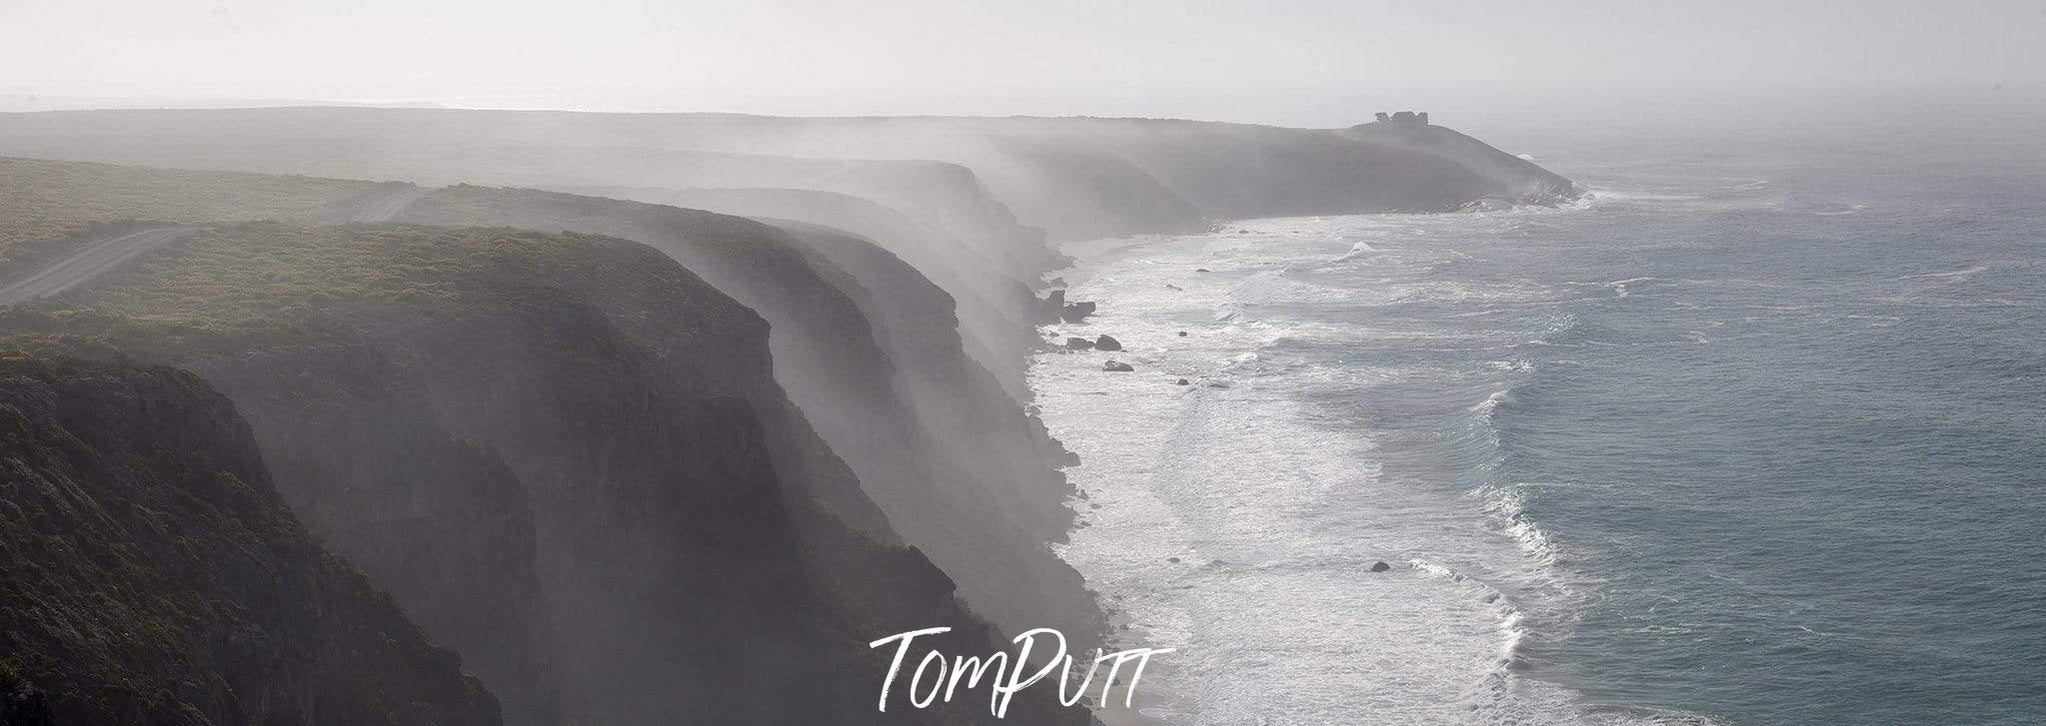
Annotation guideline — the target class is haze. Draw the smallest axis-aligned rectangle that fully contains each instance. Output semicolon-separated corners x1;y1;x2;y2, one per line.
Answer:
3;0;2043;125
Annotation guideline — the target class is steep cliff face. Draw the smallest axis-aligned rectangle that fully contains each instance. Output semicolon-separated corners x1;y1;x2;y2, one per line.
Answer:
391;187;1104;642
773;220;1103;631
0;224;1086;725
393;187;902;538
187;346;558;725
560;185;1047;396
0;157;1101;721
0;354;502;726
970;136;1213;241
771;219;1077;538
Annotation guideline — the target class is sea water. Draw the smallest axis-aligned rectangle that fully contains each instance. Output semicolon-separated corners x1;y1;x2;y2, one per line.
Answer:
1032;103;2046;725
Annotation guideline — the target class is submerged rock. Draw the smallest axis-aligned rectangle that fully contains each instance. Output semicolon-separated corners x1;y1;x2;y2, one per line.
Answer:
1103;360;1135;372
1177;331;1188;337
1095;334;1123;351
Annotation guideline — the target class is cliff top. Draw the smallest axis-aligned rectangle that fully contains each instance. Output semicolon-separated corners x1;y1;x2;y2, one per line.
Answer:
0;222;756;361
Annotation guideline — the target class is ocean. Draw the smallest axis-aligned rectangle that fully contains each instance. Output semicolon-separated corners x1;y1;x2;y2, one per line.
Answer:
1032;103;2046;725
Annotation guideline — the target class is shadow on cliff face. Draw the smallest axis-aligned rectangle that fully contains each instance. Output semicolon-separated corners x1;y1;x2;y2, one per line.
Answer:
0;354;502;726
191;345;559;724
0;224;1088;726
391;186;1107;648
551;185;1048;400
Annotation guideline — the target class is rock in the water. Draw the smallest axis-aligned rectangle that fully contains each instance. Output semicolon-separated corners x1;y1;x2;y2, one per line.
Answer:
1195;268;1211;273
1066;337;1097;350
1095;334;1123;351
1061;300;1098;323
1175;378;1190;386
1177;331;1188;337
1040;289;1068;321
1103;360;1135;372
1370;561;1393;573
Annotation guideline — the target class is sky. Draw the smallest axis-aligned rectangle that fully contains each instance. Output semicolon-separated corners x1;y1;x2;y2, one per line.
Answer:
2;0;2042;126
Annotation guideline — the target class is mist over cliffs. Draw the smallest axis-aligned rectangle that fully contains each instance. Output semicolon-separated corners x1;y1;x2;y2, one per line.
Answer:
0;108;1574;724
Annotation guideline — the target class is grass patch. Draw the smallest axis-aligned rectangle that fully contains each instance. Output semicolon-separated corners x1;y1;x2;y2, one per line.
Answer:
0;156;382;226
0;221;716;361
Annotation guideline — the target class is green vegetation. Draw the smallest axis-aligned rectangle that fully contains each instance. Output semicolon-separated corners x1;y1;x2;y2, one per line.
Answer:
0;156;379;226
0;156;391;283
0;353;499;724
0;222;719;361
0;220;102;280
410;184;788;254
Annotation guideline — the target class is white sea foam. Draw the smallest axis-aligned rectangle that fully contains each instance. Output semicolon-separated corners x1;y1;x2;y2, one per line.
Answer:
1034;213;1685;726
1583;188;1701;203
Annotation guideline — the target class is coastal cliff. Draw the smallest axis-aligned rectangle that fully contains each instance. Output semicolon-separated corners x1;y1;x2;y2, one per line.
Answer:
554;185;1050;396
0;108;1579;723
388;185;1105;645
0;354;502;725
0;222;1084;725
0;104;1578;255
